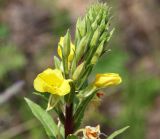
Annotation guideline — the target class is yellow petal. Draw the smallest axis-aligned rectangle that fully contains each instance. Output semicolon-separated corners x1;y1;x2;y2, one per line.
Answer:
39;68;63;86
34;75;47;92
33;68;71;96
57;80;71;96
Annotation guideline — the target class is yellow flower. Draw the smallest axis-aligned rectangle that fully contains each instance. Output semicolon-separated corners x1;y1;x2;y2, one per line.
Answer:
57;37;75;62
94;73;122;88
33;68;70;96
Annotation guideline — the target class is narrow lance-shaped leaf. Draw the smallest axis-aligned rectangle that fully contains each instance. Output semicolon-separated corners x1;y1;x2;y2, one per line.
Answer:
25;98;59;139
107;126;130;139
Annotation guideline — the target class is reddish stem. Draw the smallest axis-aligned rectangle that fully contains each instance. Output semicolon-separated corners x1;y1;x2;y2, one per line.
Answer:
65;103;74;138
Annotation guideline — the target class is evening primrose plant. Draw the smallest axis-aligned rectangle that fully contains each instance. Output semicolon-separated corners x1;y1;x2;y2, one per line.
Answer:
25;2;129;139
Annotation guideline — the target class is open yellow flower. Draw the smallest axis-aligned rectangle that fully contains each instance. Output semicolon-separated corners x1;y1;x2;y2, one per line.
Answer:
33;68;70;96
94;73;122;88
57;37;75;62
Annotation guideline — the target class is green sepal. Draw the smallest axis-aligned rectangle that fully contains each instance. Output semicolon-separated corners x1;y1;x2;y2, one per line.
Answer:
54;56;61;70
71;58;77;75
63;29;71;57
85;15;92;33
77;18;86;37
107;28;115;42
61;30;71;77
46;94;61;111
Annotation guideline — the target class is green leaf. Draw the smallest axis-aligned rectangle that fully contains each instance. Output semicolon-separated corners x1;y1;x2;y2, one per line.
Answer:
67;134;78;139
25;98;58;139
107;126;130;139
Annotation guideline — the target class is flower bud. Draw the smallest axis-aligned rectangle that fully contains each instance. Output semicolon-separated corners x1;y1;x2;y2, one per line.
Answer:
76;18;86;37
76;35;89;62
74;3;114;68
57;35;75;62
94;73;122;88
72;62;85;80
90;28;100;47
91;40;104;64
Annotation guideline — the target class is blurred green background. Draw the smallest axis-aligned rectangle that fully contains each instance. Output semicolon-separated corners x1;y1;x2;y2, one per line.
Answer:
0;0;160;139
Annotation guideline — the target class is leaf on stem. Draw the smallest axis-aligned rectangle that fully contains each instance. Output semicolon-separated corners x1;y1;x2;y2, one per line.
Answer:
107;126;130;139
25;98;59;139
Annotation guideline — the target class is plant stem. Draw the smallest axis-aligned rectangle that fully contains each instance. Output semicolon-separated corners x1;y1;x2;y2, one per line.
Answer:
65;103;74;138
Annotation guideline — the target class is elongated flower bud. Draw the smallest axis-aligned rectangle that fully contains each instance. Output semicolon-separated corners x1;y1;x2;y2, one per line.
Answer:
75;35;89;62
72;62;85;80
94;73;122;88
90;28;100;47
91;41;105;64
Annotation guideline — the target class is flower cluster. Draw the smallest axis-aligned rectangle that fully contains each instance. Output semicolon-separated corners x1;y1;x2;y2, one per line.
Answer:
26;2;126;139
34;3;121;97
